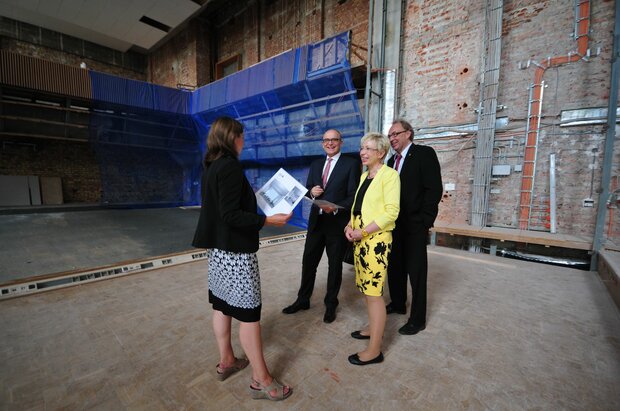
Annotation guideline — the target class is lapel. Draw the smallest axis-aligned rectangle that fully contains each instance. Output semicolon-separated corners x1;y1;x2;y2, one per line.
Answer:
400;143;416;174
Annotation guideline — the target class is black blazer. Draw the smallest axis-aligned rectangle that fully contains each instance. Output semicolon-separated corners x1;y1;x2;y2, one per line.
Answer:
192;155;266;253
306;154;361;234
388;144;443;232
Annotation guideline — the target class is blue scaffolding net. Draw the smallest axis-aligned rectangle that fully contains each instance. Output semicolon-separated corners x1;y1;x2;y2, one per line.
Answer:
88;31;364;228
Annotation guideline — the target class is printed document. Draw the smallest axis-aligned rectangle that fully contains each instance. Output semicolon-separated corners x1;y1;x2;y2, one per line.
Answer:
256;168;308;216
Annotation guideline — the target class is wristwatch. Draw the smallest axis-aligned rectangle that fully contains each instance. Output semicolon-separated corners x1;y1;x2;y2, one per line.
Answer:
361;229;369;238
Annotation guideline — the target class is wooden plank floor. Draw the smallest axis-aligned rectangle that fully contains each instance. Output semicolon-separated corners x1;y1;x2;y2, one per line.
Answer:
432;222;593;250
1;243;619;410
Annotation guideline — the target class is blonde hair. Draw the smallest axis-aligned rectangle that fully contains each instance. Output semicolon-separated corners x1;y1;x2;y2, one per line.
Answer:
361;132;390;160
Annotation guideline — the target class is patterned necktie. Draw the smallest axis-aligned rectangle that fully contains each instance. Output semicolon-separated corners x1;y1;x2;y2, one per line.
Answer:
322;157;332;187
394;154;402;171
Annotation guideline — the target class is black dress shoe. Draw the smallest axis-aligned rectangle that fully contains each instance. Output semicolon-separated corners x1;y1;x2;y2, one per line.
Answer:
282;301;310;314
350;330;370;340
386;303;406;315
323;307;336;323
398;322;425;335
348;352;384;366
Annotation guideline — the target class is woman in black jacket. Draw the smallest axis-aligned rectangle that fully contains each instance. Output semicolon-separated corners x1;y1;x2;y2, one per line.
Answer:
193;117;292;401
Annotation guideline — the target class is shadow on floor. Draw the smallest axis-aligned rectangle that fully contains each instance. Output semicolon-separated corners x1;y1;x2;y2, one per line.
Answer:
0;206;304;284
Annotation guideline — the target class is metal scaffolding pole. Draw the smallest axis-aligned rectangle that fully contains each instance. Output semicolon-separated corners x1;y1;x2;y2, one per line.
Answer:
591;0;620;270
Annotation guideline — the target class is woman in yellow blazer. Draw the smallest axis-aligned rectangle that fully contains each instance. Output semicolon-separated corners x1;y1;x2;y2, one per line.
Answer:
344;132;400;365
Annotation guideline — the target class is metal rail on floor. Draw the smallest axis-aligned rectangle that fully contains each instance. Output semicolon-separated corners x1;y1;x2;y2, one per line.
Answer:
0;231;307;300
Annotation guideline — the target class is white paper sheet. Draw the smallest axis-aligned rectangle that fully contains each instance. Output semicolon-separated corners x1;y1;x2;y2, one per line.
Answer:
256;168;308;216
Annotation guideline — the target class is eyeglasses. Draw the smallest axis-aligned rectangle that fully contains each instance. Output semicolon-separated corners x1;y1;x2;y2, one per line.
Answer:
387;130;408;139
322;138;341;144
359;146;379;152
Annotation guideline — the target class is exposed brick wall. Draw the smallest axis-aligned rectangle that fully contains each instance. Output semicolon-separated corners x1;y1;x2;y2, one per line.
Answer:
215;8;255;67
401;0;484;126
330;0;369;67
195;23;212;87
149;0;369;86
0;139;101;203
149;21;202;88
401;0;615;242
434;138;476;225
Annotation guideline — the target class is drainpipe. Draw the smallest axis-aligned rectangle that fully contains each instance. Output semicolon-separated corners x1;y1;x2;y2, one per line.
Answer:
518;0;591;230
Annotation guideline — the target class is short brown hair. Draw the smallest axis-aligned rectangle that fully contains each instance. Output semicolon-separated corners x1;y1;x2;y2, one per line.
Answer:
204;116;244;167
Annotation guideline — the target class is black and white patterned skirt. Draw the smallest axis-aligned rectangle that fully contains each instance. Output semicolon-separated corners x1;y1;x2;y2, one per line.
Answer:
207;248;262;322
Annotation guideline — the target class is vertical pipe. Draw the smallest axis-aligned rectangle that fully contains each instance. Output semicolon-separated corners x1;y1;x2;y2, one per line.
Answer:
591;0;620;270
364;0;375;134
550;154;557;233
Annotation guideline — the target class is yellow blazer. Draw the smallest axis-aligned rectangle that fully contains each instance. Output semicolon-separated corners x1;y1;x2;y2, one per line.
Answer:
351;164;400;231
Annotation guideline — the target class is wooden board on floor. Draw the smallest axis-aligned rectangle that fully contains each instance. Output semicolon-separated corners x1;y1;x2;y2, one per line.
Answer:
432;222;592;250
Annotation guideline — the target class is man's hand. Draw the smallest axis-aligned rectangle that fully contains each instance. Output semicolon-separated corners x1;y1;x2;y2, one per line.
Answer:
319;205;337;214
310;185;324;197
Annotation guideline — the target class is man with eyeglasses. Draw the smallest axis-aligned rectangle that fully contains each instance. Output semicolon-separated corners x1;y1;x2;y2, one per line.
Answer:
385;119;443;336
283;129;361;323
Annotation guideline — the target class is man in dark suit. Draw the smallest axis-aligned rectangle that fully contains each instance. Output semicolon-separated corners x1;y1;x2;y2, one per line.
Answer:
282;129;361;323
386;119;443;335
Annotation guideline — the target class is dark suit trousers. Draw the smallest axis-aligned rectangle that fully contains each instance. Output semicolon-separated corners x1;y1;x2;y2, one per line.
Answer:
297;219;346;308
387;228;428;327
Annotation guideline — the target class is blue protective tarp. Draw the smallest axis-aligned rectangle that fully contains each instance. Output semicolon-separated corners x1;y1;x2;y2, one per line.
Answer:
87;31;363;229
90;71;191;113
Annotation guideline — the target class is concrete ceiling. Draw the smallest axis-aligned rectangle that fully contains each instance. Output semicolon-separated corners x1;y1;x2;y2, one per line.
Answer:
0;0;211;53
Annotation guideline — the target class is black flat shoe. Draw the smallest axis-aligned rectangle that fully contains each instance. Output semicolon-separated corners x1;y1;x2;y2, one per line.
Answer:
282;300;310;314
398;323;425;336
348;352;384;366
350;330;370;340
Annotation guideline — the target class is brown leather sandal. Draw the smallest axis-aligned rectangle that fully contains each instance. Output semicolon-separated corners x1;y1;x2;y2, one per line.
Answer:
249;378;292;401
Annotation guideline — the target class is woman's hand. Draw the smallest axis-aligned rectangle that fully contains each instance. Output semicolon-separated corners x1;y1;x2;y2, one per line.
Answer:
265;212;292;227
344;225;355;242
